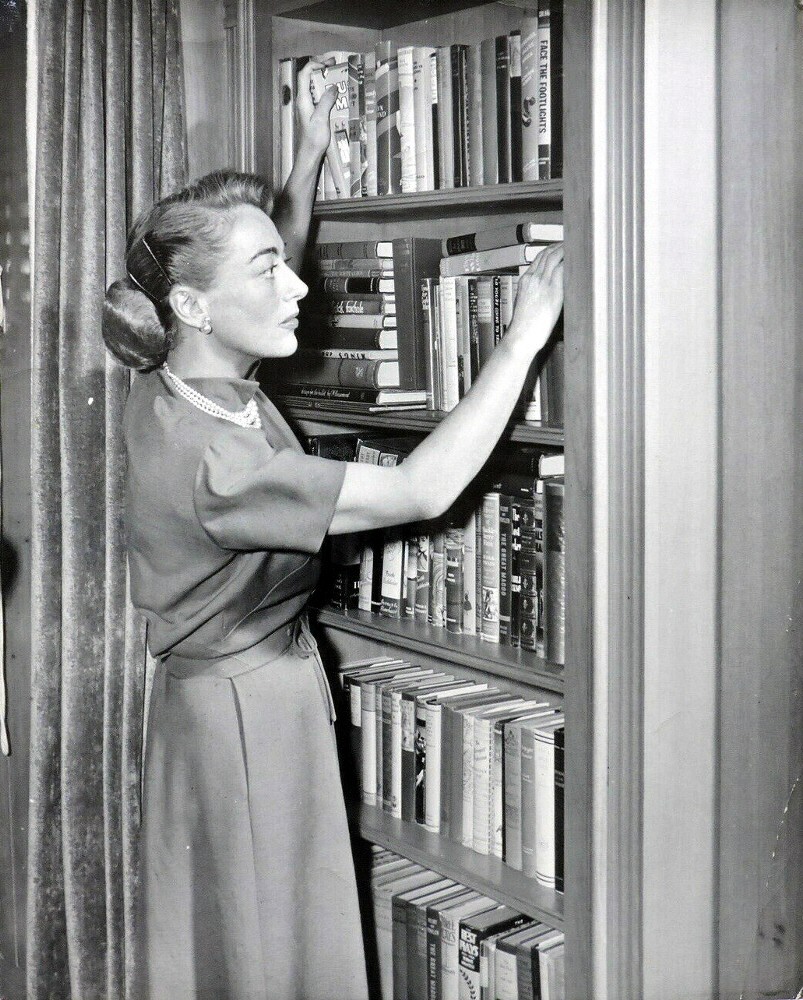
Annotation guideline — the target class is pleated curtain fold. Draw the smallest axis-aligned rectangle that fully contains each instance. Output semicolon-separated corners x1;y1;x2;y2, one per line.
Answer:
27;3;186;997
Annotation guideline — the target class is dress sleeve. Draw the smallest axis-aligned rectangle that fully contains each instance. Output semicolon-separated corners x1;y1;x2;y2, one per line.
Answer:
193;430;347;554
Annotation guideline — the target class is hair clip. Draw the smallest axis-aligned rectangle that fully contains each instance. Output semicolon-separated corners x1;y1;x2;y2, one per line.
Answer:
140;235;172;286
127;269;159;303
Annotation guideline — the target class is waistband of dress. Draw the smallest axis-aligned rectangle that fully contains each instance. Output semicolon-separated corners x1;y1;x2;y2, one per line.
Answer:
163;615;315;680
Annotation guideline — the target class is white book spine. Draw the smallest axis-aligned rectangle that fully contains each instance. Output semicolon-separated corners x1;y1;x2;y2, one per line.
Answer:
398;46;417;193
494;947;519;1000
461;713;477;848
358;545;373;611
491;725;505;859
472;717;494;855
279;59;296;186
438;276;460;411
439;242;548;277
375;685;385;803
390;689;404;818
534;728;557;889
361;686;377;805
439;912;461;1000
364;50;378;196
413;47;436;190
424;702;443;831
503;723;524;869
349;682;363;733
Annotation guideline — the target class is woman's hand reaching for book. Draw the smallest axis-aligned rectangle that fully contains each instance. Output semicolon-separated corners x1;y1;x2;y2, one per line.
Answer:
294;60;338;162
505;242;565;362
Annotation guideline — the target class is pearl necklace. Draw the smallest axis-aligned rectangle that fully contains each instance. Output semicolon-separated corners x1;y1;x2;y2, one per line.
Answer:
162;364;262;429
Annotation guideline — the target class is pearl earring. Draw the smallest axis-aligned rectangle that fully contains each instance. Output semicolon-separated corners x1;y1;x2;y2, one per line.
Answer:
200;316;213;335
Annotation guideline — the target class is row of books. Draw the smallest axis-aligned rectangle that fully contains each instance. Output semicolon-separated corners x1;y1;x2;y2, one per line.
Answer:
276;226;564;417
337;656;565;888
278;4;563;200
310;432;566;665
367;847;565;1000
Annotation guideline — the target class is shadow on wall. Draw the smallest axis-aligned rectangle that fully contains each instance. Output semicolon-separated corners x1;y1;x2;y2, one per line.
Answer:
1;533;18;594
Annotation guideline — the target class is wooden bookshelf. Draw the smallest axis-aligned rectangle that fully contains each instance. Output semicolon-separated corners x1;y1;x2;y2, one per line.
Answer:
312;607;565;695
350;802;565;927
281;403;565;446
312;181;564;220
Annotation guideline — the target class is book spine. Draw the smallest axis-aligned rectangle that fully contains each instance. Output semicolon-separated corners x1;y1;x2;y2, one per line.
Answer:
358;545;374;612
472;717;494;855
364;50;378;196
421;278;439;410
534;482;545;656
554;725;565;892
390;688;405;818
438;242;543;278
349;678;363;789
413;47;436;191
490;723;505;859
438;276;460;411
534;728;557;889
436;47;454;189
450;45;465;187
309;327;397;351
475;276;495;371
409;898;433;1000
521;15;539;181
460;713;477;847
324;295;395;316
311;313;397;329
492;275;502;345
376;41;402;195
537;0;552;180
475;501;484;645
518;494;539;652
414;533;431;621
361;682;378;805
294;357;398;390
279;58;296;187
454;277;471;397
320;275;389;294
466;277;480;384
424;702;443;831
498;494;513;644
543;478;565;664
520;725;537;877
495;34;512;183
462;510;477;636
318;257;394;273
278;384;392;404
380;527;405;617
480;38;498;185
414;699;428;824
445;526;464;634
327;61;352;198
429;50;441;189
426;904;444;1000
509;498;522;648
550;0;564;179
401;692;418;821
392;237;442;392
439;911;461;1000
371;531;384;613
481;492;501;644
375;683;385;805
457;924;483;1000
317;240;390;259
393;896;411;1000
429;531;446;628
381;685;395;810
509;31;523;182
398;46;418;193
403;535;419;619
466;42;484;186
348;54;366;197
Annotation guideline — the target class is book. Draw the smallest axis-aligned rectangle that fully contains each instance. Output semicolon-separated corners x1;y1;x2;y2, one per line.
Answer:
458;906;528;1000
309;313;397;330
406;881;463;1000
376;41;402;195
278;56;309;186
323;293;396;315
554;724;565;893
426;889;477;1000
391;237;443;392
436;47;454;190
444;525;464;634
439;242;549;277
538;936;565;1000
493;924;544;1000
401;677;464;823
439;895;498;1000
348;53;367;197
520;15;540;182
480;37;498;185
376;867;441;1000
429;528;446;628
293;357;400;389
450;44;468;187
365;49;378;196
311;57;352;198
317;240;394;259
308;327;398;351
543;477;565;665
275;383;427;406
318;275;395;294
413;47;437;191
317;257;394;273
437;276;460;410
421;278;440;409
534;715;565;890
465;42;484;187
380;526;406;617
398;46;418;193
430;50;441;189
495;35;512;184
307;348;398;362
509;31;523;182
480;491;501;644
442;223;564;256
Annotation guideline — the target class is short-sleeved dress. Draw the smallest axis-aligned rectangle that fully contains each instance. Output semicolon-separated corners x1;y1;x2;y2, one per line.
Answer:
124;369;369;1000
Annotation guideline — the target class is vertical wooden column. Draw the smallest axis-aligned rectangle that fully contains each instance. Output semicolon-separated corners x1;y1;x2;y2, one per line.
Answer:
718;3;803;996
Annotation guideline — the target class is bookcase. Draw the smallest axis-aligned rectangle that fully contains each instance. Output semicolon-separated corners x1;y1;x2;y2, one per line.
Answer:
251;2;594;996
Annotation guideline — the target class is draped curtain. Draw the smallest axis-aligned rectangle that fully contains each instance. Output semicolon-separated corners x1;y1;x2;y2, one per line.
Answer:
27;3;186;997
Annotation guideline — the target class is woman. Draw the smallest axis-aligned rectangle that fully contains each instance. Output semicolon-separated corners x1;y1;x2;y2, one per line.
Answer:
103;61;563;1000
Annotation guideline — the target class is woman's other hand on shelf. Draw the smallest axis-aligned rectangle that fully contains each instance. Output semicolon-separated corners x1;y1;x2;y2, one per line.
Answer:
295;60;338;161
506;243;565;360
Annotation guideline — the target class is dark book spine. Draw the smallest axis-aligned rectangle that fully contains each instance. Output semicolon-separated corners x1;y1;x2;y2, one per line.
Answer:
402;534;418;619
480;37;499;184
401;694;417;822
326;296;392;316
392;237;443;391
510;498;523;648
430;50;441;189
294;357;393;390
509;31;523;182
414;701;428;824
550;0;564;179
443;233;477;255
451;45;464;187
467;277;481;382
554;725;565;893
319;275;387;294
277;383;389;404
348;54;366;197
543;338;565;427
317;240;384;260
492;275;502;344
495;35;512;183
518;495;539;651
414;533;431;622
309;328;392;350
376;41;402;195
370;531;384;614
421;278;438;410
543;478;565;664
498;494;513;643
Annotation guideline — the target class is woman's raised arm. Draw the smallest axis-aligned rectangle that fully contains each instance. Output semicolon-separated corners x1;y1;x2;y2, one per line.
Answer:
328;243;565;535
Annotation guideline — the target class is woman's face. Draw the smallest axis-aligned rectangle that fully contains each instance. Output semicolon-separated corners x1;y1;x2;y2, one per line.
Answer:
201;204;308;367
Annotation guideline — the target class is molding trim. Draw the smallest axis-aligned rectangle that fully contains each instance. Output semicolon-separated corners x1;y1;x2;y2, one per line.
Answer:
605;0;645;996
224;0;256;172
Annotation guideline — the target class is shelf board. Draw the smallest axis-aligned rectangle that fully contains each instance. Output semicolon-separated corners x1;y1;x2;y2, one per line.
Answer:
311;182;563;220
313;608;565;694
281;404;565;446
274;0;495;29
350;802;564;927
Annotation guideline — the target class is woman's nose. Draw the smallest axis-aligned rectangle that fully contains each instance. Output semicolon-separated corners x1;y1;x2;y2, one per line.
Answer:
282;264;308;302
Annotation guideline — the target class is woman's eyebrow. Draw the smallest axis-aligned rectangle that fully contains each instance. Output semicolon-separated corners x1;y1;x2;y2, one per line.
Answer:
249;246;282;263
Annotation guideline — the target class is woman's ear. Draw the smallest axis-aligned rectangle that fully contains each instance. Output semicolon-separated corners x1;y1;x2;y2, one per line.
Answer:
168;285;208;329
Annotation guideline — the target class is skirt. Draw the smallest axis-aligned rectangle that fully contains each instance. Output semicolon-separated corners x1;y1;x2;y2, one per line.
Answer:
139;616;370;1000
